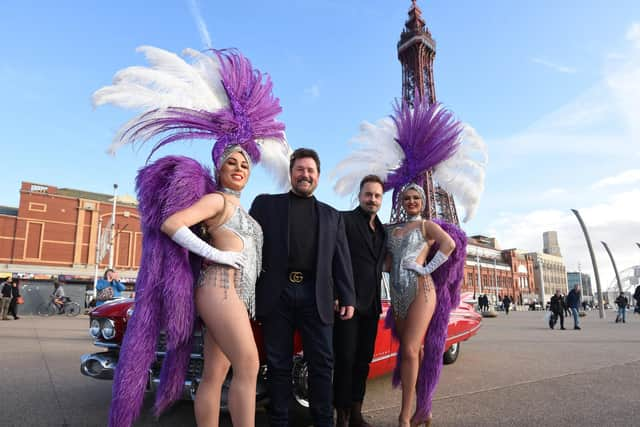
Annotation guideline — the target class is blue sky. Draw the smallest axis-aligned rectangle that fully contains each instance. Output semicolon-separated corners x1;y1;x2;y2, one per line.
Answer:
2;1;640;288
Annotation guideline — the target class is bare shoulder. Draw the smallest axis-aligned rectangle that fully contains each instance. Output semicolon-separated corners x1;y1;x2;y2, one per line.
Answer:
421;219;442;235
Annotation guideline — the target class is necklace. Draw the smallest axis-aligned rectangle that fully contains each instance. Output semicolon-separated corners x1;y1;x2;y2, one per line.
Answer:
221;187;241;198
407;214;422;222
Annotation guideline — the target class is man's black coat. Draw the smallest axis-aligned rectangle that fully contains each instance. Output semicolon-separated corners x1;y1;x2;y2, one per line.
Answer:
250;193;355;324
341;207;386;316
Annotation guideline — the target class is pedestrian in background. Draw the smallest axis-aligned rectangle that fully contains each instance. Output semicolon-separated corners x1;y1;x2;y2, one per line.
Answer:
566;285;582;330
8;279;21;320
633;285;640;315
549;289;565;330
615;292;628;323
96;269;126;306
1;278;13;320
502;295;511;315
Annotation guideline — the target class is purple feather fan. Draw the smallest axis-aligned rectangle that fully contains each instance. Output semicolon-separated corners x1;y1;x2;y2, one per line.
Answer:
108;156;215;427
384;220;467;419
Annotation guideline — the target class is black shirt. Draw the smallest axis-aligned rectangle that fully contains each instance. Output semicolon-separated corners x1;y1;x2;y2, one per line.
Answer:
288;191;318;272
356;206;384;256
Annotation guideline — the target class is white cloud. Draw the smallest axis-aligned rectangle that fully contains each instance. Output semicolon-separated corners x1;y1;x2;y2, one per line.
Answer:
488;189;640;292
531;57;577;74
188;0;213;48
304;83;321;98
495;24;640;158
626;22;640;47
591;169;640;189
540;188;567;199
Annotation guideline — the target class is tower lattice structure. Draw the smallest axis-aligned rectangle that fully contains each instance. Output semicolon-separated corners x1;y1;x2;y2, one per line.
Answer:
391;0;459;225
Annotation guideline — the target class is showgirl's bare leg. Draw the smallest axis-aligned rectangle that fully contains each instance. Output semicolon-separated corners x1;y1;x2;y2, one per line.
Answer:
195;283;259;427
395;278;436;425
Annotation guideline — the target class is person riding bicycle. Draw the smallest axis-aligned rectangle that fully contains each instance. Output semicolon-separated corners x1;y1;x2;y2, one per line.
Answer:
52;280;66;313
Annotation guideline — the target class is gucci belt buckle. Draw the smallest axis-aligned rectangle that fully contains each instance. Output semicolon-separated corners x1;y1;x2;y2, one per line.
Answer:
288;271;304;283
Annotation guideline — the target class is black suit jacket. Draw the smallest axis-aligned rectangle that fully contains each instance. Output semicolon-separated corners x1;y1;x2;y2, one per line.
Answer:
250;193;355;324
342;208;387;316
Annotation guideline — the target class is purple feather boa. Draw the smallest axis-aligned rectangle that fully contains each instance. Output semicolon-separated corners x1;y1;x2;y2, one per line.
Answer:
384;219;467;419
384;98;463;195
108;156;215;427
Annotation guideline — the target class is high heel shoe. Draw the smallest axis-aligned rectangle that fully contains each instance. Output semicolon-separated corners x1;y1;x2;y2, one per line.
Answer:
410;413;432;427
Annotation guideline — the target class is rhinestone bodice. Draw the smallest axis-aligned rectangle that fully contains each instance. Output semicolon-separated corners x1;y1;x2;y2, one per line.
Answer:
386;221;426;319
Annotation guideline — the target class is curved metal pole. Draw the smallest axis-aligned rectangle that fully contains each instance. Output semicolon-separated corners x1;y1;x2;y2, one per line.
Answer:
601;241;623;294
570;209;604;319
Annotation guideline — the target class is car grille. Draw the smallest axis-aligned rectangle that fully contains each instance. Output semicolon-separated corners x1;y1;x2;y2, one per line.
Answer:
156;330;204;354
153;330;204;382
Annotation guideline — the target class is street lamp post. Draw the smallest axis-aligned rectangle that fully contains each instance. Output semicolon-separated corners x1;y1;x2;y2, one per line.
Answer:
535;257;546;308
108;184;118;269
93;217;103;300
570;209;605;319
493;257;498;305
476;253;483;295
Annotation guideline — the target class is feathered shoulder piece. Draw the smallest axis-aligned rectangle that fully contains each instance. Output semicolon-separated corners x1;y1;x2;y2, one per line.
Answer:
93;46;291;187
332;96;487;222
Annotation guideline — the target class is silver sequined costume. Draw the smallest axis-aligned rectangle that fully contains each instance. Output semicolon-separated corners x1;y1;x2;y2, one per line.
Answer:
386;221;430;319
196;205;263;318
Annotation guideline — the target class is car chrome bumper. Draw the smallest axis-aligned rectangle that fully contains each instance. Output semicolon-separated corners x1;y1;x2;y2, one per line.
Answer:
80;352;117;380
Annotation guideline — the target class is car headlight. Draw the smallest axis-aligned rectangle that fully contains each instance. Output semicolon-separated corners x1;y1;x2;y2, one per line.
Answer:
126;306;134;319
101;319;116;340
89;319;101;338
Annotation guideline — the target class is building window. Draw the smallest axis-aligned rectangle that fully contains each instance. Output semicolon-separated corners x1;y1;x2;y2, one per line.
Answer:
28;202;47;212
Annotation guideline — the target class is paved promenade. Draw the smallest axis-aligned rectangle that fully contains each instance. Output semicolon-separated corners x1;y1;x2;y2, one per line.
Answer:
0;309;638;426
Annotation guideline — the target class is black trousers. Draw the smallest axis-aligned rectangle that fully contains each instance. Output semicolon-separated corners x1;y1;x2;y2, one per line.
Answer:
550;311;564;329
8;298;18;319
333;310;378;409
261;278;334;427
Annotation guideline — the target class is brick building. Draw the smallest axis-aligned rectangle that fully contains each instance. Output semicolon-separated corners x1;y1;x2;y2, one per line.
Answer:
462;235;538;306
0;182;141;313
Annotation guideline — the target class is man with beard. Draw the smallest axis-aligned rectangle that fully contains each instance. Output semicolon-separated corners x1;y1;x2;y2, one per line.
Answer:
333;175;386;427
250;148;355;427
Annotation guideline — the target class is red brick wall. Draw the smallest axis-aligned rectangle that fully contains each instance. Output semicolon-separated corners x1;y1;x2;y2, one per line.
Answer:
1;182;141;270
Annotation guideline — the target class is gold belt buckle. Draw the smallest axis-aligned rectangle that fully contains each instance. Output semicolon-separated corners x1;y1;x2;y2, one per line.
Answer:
289;271;303;283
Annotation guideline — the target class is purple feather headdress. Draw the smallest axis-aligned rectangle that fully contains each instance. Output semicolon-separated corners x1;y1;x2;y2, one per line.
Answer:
93;46;291;187
333;95;487;223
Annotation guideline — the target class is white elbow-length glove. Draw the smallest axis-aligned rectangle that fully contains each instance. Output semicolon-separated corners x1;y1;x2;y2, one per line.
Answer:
402;250;449;275
171;226;246;269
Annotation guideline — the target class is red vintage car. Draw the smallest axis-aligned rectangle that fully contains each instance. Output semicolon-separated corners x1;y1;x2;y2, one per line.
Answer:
80;278;481;408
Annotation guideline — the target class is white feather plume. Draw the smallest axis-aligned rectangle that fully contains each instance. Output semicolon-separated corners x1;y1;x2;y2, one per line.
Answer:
331;117;403;196
257;135;292;190
92;45;229;153
433;124;488;223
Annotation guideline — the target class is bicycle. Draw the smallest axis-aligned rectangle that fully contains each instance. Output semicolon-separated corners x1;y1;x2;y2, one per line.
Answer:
37;297;81;317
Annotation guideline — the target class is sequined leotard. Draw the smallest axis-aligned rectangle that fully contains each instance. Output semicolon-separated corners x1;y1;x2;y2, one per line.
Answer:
386;220;431;319
196;205;263;318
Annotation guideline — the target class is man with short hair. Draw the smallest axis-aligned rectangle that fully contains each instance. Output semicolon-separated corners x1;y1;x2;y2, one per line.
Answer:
615;292;628;323
1;278;13;320
549;289;565;330
333;175;386;427
250;148;355;427
566;284;582;330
